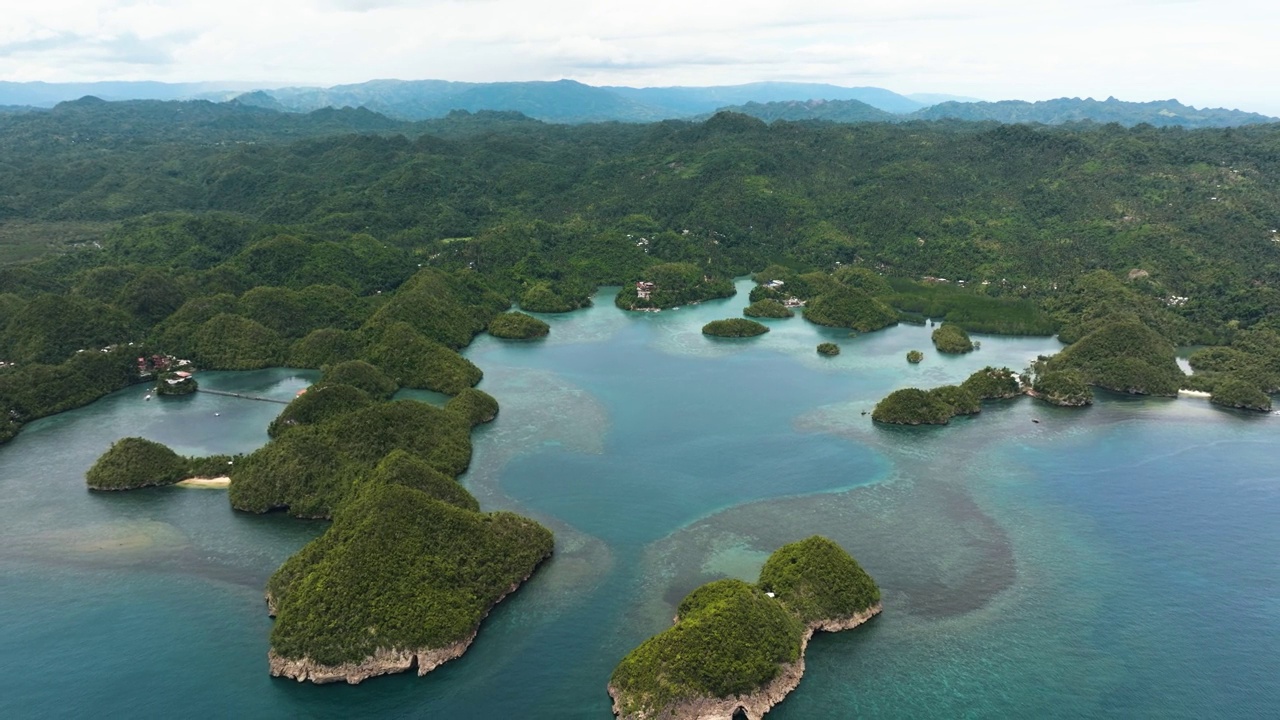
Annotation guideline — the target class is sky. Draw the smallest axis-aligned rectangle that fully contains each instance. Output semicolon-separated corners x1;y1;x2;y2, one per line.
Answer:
2;0;1277;114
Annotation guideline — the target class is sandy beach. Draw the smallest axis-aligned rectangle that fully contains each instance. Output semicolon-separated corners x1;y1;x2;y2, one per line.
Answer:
176;476;231;489
1178;389;1212;398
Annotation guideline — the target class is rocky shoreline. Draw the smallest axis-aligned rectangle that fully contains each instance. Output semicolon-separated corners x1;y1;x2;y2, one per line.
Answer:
266;563;547;685
1025;387;1091;407
268;637;476;685
608;603;882;720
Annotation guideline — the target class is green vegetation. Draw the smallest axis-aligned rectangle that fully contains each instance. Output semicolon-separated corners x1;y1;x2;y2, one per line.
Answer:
487;311;550;340
930;385;981;416
743;299;794;318
1031;369;1094;407
444;388;501;427
702;318;769;338
84;437;229;489
0;348;146;439
2;294;137;364
610;536;878;717
873;370;1021;426
361;322;483;395
913;97;1275;128
907;350;924;364
931;324;975;354
817;342;840;356
155;373;197;396
518;282;588;313
616;263;735;310
1186;327;1280;404
884;279;1058;336
803;286;897;333
1046;317;1183;396
230;398;479;518
288;329;364;369
961;366;1022;400
757;536;881;624
224;379;538;675
266;481;552;666
609;579;801;714
188;314;286;370
15;97;1280;687
872;388;957;425
319;360;398;400
1209;377;1272;412
267;384;373;439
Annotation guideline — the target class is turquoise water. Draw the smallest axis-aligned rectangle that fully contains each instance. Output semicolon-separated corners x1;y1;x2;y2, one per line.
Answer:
1;279;1276;718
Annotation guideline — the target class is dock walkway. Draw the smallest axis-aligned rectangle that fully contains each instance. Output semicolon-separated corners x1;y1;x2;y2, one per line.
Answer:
196;388;290;404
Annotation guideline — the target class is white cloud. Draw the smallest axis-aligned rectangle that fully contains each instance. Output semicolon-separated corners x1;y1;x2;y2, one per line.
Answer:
0;0;1275;114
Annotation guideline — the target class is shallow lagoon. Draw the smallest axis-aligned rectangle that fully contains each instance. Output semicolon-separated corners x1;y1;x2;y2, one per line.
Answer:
1;279;1276;718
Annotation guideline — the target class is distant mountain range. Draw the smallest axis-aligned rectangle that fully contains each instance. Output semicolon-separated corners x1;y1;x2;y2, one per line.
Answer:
0;79;1273;128
910;97;1276;128
714;96;1275;129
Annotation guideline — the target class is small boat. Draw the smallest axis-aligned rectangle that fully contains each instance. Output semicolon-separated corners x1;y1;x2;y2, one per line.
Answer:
144;394;151;401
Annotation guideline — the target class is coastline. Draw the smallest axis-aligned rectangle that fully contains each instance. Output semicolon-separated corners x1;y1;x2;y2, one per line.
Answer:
609;603;883;720
267;556;549;685
1177;389;1212;398
175;476;231;489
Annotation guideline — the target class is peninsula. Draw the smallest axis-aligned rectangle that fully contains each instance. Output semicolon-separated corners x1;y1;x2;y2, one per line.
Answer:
608;536;880;719
84;360;552;683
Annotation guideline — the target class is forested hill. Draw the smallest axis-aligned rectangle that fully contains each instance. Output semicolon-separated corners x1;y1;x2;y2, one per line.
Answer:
912;97;1276;128
696;99;898;124
712;97;1276;128
1;102;1278;314
3;99;1280;441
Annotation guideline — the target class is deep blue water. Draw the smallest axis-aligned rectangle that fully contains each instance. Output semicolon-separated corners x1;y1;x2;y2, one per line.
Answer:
0;280;1276;718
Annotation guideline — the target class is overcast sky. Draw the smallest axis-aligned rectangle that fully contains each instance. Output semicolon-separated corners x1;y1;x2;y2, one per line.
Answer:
3;0;1276;113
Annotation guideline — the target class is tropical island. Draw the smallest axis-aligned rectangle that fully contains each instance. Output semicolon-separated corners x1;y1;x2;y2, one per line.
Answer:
608;536;880;719
86;437;230;491
803;286;898;333
872;367;1025;425
817;342;840;356
487;311;551;339
86;377;553;684
931;324;975;354
703;318;770;337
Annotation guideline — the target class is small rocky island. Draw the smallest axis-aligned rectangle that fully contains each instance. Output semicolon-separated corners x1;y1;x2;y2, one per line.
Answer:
155;370;197;396
872;367;1024;425
487;311;550;339
608;536;880;719
816;342;840;356
802;286;898;333
702;318;769;337
85;437;229;490
931;323;975;354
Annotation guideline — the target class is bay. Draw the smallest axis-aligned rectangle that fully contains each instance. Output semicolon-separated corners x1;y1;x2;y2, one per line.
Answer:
0;279;1275;718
